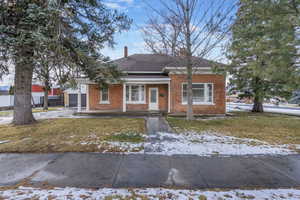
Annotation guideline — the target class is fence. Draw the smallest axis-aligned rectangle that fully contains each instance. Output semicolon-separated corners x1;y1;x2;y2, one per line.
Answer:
0;95;14;107
0;94;63;108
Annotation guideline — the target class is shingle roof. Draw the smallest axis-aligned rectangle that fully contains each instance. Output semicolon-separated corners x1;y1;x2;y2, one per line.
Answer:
113;54;215;72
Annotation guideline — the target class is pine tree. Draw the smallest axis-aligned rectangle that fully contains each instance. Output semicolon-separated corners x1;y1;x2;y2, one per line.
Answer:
227;0;300;112
0;0;131;124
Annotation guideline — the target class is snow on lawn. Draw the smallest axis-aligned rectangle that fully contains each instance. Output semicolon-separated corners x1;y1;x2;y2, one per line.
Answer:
144;132;296;156
1;186;300;200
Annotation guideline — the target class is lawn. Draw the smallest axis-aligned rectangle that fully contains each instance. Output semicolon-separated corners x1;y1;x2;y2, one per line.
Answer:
0;107;62;117
0;118;145;153
167;112;300;146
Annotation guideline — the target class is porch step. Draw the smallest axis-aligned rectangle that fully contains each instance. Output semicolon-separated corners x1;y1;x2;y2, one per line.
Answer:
74;111;165;117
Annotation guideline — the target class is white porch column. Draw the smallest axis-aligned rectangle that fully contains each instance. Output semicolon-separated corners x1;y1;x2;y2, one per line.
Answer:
123;83;126;112
86;84;90;111
168;81;171;113
77;83;82;112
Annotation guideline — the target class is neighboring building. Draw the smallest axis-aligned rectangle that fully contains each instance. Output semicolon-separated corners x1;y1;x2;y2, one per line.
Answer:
64;85;87;107
77;47;226;115
0;86;10;95
289;90;300;104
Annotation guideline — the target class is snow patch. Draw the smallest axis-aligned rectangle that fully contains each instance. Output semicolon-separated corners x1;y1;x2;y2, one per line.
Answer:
144;132;296;156
0;187;300;200
0;140;9;144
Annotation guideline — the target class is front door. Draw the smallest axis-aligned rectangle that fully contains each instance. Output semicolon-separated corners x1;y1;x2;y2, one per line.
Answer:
149;88;159;110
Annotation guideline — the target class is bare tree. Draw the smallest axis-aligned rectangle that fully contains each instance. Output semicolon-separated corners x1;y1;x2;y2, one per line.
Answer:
143;0;237;120
141;16;183;56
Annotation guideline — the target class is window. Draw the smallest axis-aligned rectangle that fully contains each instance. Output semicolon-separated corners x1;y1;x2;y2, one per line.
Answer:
126;85;145;104
100;87;109;104
182;83;213;104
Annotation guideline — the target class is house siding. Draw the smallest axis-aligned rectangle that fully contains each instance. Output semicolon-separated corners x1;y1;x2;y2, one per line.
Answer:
89;84;123;111
169;74;226;115
88;84;168;112
88;74;225;114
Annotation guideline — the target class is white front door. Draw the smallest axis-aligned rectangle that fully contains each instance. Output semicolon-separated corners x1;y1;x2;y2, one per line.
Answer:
149;88;159;110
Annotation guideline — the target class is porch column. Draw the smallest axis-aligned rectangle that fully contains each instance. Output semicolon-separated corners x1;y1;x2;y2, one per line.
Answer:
86;84;90;111
77;82;82;112
123;83;126;112
168;81;171;113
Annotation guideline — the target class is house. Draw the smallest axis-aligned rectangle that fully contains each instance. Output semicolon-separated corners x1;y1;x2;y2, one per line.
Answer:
64;85;87;107
76;47;226;115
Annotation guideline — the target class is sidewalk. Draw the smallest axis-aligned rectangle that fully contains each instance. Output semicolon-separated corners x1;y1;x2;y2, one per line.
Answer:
1;153;300;189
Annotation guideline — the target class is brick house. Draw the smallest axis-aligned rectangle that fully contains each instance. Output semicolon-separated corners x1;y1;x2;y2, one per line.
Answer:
76;47;226;115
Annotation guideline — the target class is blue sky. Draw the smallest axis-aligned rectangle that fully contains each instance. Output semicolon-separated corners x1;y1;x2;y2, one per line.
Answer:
102;0;150;59
102;0;237;61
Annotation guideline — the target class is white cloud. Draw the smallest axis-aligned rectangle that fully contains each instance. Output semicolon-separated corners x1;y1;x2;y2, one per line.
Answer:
104;2;124;9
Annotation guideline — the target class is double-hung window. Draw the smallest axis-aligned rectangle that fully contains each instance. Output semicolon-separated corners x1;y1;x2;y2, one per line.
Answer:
100;87;109;104
182;83;213;104
126;85;145;104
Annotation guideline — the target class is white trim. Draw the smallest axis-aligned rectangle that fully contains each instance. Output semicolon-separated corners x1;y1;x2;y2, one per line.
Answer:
148;87;159;110
168;81;171;113
181;82;214;105
123;71;163;74
164;67;212;70
86;84;90;111
77;83;82;112
126;84;146;104
123;84;126;112
122;78;170;81
99;87;110;104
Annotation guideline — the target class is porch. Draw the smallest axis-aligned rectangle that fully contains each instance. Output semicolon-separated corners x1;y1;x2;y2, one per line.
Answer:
75;76;171;114
74;109;166;117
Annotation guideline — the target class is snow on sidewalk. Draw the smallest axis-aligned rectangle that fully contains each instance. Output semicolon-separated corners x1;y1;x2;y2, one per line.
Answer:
144;131;297;156
1;186;300;200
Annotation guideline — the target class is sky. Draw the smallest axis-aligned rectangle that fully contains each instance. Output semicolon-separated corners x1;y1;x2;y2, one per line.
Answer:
0;0;237;85
102;0;237;61
101;0;150;59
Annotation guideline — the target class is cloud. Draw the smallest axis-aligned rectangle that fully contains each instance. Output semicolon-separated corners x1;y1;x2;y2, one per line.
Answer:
104;0;134;10
104;2;124;9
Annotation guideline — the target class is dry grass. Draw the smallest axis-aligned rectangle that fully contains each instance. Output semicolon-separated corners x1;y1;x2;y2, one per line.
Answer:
167;112;300;145
0;107;62;117
0;118;145;153
0;111;11;117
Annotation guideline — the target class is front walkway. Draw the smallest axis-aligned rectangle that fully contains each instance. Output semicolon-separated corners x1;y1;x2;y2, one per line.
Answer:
0;153;300;189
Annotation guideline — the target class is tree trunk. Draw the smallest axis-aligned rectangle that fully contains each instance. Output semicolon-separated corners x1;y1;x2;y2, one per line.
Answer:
43;80;49;111
186;63;194;120
252;96;264;112
252;77;264;113
185;7;194;121
13;53;36;125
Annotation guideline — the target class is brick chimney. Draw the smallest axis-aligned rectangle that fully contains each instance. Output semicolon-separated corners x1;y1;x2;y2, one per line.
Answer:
124;46;128;58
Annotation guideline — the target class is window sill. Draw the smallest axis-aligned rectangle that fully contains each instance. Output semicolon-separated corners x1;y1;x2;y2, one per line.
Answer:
99;101;110;105
182;102;215;106
126;101;146;105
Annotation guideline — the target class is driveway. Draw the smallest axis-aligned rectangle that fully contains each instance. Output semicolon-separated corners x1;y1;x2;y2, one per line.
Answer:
0;153;300;189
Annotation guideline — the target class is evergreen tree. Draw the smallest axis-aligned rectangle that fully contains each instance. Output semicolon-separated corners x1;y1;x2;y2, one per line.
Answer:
0;0;131;124
227;0;300;112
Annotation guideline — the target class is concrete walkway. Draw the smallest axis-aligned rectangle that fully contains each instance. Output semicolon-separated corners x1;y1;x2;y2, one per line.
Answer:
1;153;300;189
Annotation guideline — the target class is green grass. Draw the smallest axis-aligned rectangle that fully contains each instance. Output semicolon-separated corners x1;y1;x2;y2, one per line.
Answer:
167;112;300;145
0;118;145;153
105;132;144;143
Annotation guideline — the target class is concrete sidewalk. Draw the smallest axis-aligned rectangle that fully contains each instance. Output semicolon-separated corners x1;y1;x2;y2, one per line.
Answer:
1;153;300;189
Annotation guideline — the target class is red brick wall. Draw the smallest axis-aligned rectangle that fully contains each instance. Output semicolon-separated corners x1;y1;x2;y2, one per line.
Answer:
88;84;168;112
169;74;226;114
89;84;123;111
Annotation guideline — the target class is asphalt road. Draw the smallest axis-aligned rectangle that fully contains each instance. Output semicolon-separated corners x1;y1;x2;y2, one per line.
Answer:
1;153;300;189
